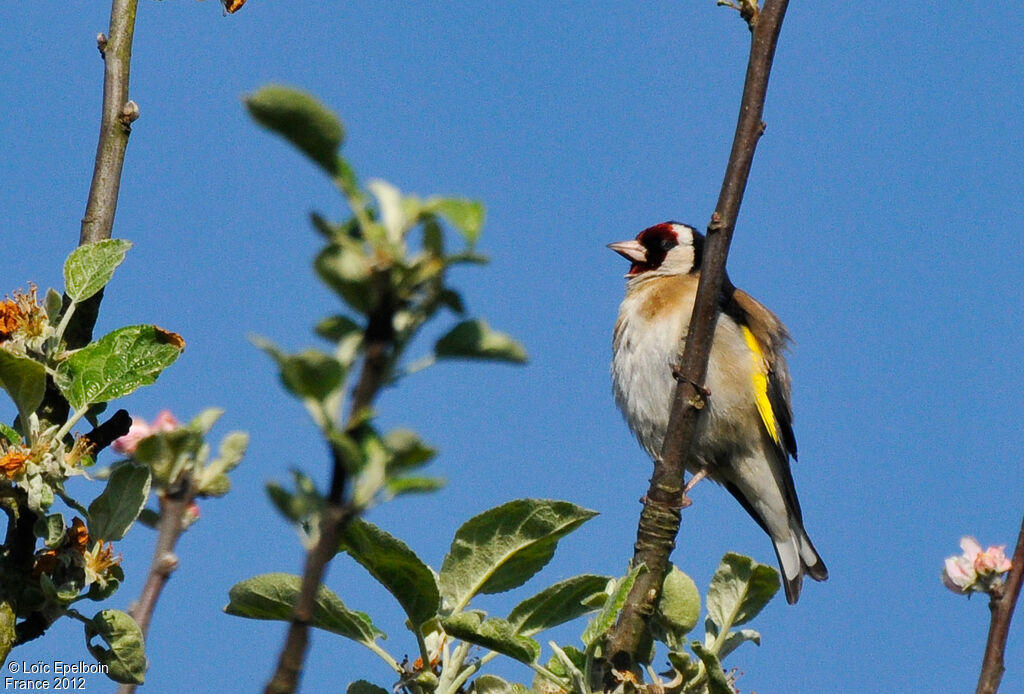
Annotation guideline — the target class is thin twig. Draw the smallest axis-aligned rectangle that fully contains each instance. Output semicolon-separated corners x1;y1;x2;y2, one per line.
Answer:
605;0;791;670
81;0;140;245
975;510;1024;694
265;276;397;694
116;478;196;694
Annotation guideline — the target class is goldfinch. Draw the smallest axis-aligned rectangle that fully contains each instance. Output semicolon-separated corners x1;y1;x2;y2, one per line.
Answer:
609;221;827;603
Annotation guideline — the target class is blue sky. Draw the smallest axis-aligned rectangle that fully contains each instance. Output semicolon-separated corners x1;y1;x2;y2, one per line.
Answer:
3;2;1023;692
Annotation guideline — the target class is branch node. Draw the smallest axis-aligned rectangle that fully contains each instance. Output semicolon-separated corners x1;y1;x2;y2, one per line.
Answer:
119;100;140;126
96;33;108;53
155;551;179;576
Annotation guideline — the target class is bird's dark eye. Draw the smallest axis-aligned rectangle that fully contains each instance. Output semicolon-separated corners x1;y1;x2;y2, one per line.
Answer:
660;237;678;252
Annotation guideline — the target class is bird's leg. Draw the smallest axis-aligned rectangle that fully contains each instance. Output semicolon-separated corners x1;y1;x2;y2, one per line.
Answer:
671;365;711;409
683;469;708;495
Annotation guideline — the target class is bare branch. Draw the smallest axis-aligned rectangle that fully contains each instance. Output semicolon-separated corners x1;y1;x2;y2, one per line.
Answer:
116;478;197;694
605;0;791;670
975;511;1024;694
81;0;139;245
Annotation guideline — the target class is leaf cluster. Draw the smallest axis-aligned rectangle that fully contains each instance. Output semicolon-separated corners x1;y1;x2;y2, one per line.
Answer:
0;241;189;682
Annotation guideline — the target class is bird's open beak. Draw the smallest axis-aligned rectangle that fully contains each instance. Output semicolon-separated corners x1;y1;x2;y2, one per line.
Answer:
606;240;647;264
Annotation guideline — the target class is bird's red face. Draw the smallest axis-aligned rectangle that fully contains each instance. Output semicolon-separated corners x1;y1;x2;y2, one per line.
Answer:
608;222;701;276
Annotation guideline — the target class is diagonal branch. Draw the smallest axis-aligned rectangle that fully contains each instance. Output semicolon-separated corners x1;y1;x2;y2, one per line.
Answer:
116;476;197;694
605;0;791;669
975;510;1024;694
264;274;397;694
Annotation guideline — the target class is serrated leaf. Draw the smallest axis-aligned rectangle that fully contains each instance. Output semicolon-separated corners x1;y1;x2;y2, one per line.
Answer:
440;499;596;610
339;518;440;628
441;613;540;664
64;239;133;302
0;349;46;421
225;573;383;644
435;320;527;364
348;681;389;694
245;85;344;176
717;628;761;661
690;642;734;694
88;461;151;542
706;553;780;634
426;198;485;245
508;574;610;636
85;609;146;684
581;565;644;648
55;325;184;411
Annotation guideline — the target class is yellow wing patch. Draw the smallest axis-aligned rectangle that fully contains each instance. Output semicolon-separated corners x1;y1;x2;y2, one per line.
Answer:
741;325;780;445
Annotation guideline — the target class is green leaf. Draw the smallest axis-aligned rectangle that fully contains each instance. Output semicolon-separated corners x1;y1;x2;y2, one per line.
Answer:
690;642;734;694
315;242;373;314
435;320;527;364
34;513;66;548
315;315;362;343
426;197;485;245
385;476;446;498
581;564;644;648
245;85;344;176
473;675;524;694
654;565;700;644
368;179;409;245
44;288;63;327
545;644;586;679
0;422;21;445
64;239;132;302
225;573;383;644
441;612;540;664
439;499;596;610
706;552;780;633
507;574;610;636
348;682;390;694
85;609;146;684
384;429;437;471
55;325;184;411
339;518;440;628
195;431;248;497
0;349;46;421
717;628;761;661
252;337;344;402
88;461;151;542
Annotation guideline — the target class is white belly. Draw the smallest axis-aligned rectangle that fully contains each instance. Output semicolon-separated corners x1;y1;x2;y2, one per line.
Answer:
611;281;763;473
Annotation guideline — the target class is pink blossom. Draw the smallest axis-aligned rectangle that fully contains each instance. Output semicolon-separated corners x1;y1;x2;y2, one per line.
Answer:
942;555;975;594
112;419;152;455
151;410;180;432
942;536;1014;596
975;545;1012;575
112;410;180;455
